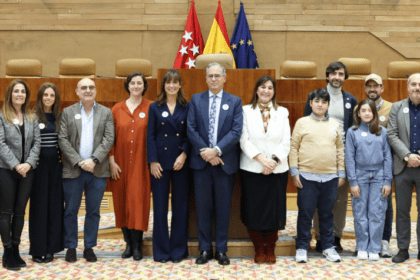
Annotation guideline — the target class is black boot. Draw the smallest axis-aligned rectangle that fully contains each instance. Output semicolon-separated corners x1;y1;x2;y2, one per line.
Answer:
2;245;20;271
11;243;26;267
121;227;132;258
11;215;26;267
131;229;143;261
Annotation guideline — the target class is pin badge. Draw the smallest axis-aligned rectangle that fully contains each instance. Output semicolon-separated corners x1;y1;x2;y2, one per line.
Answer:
222;104;229;110
361;132;368;137
13;119;19;125
39;123;45;129
75;114;81;120
379;116;386;122
403;107;409;113
345;103;351;109
162;111;169;118
139;112;146;118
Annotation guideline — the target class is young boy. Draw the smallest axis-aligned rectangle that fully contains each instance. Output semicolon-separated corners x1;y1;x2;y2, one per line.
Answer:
289;88;345;263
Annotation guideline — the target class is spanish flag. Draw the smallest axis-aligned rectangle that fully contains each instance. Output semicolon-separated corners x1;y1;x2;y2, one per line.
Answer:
203;1;236;68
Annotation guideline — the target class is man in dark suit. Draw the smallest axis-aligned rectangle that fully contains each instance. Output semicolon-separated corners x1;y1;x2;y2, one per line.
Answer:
58;78;115;263
187;62;243;265
388;73;420;263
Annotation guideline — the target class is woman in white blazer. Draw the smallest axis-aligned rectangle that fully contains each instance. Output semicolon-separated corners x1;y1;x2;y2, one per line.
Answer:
240;75;290;264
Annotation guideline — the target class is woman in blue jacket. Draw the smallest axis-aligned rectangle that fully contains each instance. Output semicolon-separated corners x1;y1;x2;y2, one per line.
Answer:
147;69;190;263
345;99;393;261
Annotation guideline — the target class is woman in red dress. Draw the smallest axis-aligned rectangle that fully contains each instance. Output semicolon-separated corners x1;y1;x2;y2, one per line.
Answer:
109;72;152;260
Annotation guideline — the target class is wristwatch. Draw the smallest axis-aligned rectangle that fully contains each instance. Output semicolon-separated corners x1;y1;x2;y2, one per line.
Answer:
272;156;280;164
404;154;411;162
91;156;99;164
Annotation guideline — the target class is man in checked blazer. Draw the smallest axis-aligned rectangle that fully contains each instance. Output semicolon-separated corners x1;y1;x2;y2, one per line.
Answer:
58;78;114;263
187;62;243;265
387;73;420;263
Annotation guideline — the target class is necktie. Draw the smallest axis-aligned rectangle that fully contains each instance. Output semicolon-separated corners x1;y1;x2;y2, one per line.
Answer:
208;95;217;147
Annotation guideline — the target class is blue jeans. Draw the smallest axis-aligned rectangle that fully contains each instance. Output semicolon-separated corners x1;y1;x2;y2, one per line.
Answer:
352;169;388;253
63;171;107;249
296;176;338;250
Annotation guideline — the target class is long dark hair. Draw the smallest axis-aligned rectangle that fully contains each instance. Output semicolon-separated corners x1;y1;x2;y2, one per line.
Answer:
157;69;187;107
250;75;278;110
1;79;35;124
353;99;382;136
34;82;62;132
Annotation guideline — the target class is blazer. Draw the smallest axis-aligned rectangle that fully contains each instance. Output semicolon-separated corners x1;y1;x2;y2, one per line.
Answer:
303;86;358;136
147;101;190;170
240;104;290;173
0;112;41;170
387;98;412;175
58;101;115;179
187;90;243;175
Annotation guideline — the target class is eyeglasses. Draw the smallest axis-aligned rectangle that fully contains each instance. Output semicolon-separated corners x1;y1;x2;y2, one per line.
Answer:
79;85;96;91
207;74;223;79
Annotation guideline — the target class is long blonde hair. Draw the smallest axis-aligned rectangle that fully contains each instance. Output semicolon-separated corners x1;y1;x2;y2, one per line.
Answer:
1;79;35;124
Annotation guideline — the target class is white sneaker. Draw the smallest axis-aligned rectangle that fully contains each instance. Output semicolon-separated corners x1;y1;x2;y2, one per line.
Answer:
295;249;307;263
323;247;341;262
369;253;380;261
357;250;368;260
380;240;392;258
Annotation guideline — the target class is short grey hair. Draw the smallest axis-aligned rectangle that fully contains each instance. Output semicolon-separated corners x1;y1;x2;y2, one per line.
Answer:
408;73;420;84
206;62;226;76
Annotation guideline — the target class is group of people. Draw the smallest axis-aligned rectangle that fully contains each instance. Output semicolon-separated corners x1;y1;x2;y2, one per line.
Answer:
0;60;419;270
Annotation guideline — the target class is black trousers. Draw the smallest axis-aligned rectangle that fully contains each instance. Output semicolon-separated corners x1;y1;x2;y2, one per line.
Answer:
29;154;64;256
0;168;34;246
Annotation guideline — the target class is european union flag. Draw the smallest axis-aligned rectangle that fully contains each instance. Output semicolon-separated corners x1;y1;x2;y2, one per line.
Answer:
230;2;259;69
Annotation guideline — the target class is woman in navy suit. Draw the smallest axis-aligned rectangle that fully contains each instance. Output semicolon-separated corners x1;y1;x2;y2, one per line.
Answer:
147;69;190;263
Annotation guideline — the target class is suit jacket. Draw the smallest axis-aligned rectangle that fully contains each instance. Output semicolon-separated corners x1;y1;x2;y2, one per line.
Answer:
387;98;411;175
240;104;290;173
304;86;358;136
187;90;243;175
147;101;190;170
58;101;115;179
0;113;41;170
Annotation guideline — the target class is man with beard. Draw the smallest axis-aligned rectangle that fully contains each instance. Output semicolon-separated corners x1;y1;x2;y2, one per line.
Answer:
303;61;358;253
388;73;420;263
363;74;393;258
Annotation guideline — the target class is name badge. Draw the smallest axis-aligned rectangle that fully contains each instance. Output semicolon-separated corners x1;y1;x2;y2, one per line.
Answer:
222;104;229;110
403;107;409;113
162;111;169;118
75;114;81;120
331;128;337;136
39;123;45;129
361;132;368;137
345;102;351;109
139;112;146;118
379;116;386;122
13;118;19;125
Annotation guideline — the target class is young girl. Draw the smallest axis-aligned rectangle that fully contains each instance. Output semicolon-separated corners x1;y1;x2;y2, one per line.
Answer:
345;99;393;261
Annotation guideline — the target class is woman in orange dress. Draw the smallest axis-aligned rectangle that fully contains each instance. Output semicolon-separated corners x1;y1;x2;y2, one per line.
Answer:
109;72;152;261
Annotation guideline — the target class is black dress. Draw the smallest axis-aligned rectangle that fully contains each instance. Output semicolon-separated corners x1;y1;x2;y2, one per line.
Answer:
29;113;64;256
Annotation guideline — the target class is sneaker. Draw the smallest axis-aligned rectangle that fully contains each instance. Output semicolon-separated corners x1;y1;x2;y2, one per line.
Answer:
295;249;308;263
323;247;341;262
357;250;368;260
369;253;380;261
380;240;392;258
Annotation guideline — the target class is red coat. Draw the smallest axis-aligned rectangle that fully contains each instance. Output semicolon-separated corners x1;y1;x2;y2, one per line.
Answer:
110;99;152;230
